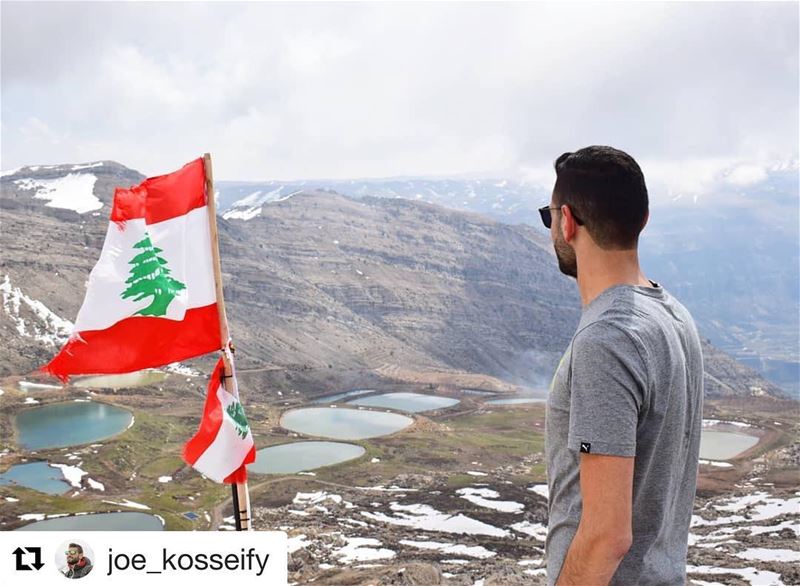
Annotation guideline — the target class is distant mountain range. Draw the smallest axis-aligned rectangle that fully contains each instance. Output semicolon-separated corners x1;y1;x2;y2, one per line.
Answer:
0;160;792;400
214;163;800;396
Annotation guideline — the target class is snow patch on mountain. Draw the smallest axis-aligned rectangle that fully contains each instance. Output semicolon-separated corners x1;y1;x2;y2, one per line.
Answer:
223;206;262;221
13;173;102;213
71;162;104;171
222;187;304;220
1;275;73;346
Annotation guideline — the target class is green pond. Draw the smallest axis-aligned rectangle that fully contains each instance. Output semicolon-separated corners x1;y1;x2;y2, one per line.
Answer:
16;402;133;450
699;430;759;460
248;441;366;474
15;512;163;531
487;397;547;405
281;407;413;440
347;392;460;413
312;389;376;403
73;370;168;389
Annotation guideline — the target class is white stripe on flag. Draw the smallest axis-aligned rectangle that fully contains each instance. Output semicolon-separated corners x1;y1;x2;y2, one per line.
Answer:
191;385;255;483
74;206;216;332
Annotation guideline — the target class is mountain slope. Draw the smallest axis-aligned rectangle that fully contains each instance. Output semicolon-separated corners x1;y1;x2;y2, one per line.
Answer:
0;161;789;400
216;164;800;396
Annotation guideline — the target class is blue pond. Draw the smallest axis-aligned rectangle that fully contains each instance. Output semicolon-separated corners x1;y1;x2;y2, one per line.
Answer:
248;441;366;474
347;392;460;413
15;512;163;531
312;389;375;403
281;407;413;440
0;462;71;495
15;402;133;450
486;397;546;405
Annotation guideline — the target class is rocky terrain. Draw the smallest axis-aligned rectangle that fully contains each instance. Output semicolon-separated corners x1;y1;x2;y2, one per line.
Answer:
0;161;789;400
215;163;800;399
1;161;797;586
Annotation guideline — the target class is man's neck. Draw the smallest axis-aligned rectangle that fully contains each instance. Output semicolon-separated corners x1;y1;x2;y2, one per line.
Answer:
576;248;652;307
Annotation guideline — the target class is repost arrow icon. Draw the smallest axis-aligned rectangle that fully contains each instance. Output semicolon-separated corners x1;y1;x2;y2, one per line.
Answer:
12;546;44;571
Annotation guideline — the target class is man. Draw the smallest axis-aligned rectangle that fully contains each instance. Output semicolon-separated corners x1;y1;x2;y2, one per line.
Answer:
61;543;93;579
542;146;703;585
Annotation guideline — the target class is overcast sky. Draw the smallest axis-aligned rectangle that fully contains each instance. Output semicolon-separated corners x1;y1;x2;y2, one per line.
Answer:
1;1;797;193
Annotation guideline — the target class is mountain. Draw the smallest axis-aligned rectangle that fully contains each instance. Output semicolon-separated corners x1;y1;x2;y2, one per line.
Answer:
216;163;800;397
217;178;549;226
0;161;790;400
641;166;800;397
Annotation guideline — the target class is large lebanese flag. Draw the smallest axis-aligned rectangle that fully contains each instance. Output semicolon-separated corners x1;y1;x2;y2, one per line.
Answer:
42;158;221;381
183;357;255;483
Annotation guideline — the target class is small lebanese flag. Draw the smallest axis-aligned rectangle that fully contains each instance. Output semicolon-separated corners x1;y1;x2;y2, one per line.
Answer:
42;158;221;380
183;356;256;483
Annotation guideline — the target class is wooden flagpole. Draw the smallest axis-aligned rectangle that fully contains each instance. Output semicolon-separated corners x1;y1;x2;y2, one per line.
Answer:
204;152;252;531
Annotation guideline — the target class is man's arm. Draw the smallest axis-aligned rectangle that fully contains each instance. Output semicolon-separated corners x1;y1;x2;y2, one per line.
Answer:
556;453;634;586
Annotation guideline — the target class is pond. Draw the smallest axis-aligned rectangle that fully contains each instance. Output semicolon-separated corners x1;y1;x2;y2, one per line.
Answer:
347;392;460;413
486;397;547;405
248;441;366;474
699;430;759;460
461;389;497;396
73;370;168;389
0;462;71;495
281;407;413;440
312;389;376;403
15;402;133;450
15;512;163;531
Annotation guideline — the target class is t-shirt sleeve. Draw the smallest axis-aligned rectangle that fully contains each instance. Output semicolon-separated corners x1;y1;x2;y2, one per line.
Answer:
567;322;648;457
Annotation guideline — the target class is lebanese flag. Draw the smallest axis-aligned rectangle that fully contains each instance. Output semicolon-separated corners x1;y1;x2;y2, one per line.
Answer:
42;158;221;381
183;357;256;483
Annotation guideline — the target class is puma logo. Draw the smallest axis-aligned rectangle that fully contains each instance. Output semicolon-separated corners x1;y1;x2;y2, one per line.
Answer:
580;442;591;453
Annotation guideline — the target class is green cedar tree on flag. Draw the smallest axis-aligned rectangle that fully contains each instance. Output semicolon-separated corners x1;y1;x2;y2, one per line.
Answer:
122;232;187;316
42;158;221;380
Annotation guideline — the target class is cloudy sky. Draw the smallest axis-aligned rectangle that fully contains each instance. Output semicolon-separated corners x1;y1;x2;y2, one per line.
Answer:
1;2;797;191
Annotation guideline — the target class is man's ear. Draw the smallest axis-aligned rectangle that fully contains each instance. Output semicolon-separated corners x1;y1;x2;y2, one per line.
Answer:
561;204;579;242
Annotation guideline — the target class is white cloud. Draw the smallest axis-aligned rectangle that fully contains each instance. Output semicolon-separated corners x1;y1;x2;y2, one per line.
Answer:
1;2;796;181
724;164;769;187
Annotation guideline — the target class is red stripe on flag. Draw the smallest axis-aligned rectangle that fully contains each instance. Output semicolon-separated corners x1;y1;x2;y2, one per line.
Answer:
111;158;207;225
183;358;226;466
42;303;221;381
223;448;255;484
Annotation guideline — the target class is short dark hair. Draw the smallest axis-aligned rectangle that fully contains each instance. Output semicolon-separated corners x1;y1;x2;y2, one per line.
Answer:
69;543;83;555
553;145;648;250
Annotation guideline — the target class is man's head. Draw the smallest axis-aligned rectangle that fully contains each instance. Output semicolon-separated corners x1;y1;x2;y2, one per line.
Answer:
66;543;83;565
544;145;649;277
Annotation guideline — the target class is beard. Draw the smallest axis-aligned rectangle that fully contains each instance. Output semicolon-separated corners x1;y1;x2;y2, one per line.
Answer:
553;227;578;278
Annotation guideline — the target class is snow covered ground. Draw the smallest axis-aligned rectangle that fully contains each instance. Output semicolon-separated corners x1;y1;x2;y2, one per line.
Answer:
361;502;510;537
49;463;86;488
333;536;396;563
702;418;753;429
456;487;524;513
1;275;73;347
13;172;102;214
399;539;496;559
267;476;797;586
101;499;151;510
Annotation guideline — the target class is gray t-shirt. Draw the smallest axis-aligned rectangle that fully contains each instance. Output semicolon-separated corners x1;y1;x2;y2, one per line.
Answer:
544;283;703;585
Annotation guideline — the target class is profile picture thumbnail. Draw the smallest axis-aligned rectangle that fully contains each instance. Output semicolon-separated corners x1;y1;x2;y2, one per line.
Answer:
56;539;94;579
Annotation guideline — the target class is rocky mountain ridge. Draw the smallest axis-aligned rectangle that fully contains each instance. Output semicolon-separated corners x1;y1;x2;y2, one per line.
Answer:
0;161;790;400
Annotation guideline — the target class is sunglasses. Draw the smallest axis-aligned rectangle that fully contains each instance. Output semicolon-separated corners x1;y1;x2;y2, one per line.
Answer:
65;550;80;555
538;205;584;229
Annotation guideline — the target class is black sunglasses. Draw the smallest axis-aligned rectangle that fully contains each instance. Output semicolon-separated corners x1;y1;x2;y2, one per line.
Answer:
538;205;583;229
